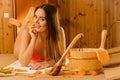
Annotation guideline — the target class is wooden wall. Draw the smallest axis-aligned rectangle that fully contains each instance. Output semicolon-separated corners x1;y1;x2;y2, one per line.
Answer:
49;0;120;49
1;0;120;53
110;0;120;47
0;0;15;54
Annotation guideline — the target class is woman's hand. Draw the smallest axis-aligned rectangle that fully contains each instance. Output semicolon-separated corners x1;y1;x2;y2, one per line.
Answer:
30;61;50;70
29;25;38;39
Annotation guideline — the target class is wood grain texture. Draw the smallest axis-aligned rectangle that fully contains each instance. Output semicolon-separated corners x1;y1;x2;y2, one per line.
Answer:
104;67;120;80
49;0;119;49
1;0;120;53
0;0;15;53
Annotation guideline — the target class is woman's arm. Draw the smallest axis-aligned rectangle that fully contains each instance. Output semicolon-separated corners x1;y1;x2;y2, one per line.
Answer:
18;28;36;66
13;7;35;64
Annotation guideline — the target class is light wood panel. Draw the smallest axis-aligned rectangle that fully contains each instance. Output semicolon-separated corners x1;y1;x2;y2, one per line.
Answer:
1;0;120;53
111;0;120;47
0;0;15;53
49;0;116;49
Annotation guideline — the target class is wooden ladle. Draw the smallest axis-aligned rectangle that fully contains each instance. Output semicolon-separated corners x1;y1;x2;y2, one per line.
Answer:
50;33;84;76
96;30;110;63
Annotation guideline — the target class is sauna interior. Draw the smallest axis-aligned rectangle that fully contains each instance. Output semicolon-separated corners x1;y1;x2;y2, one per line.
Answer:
0;0;120;79
1;0;120;54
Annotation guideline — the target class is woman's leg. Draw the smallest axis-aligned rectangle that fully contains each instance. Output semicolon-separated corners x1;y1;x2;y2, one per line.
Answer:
21;7;35;29
9;18;21;27
13;7;35;58
9;7;35;29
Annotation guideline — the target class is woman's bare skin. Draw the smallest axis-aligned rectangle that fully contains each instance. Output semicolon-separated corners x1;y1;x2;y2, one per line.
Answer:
9;7;35;29
9;5;66;70
9;18;21;27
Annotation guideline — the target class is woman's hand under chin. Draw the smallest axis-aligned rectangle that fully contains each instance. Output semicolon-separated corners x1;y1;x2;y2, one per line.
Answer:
30;61;51;70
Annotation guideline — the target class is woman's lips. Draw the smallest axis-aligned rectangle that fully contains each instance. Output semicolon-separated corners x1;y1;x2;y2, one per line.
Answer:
32;25;40;28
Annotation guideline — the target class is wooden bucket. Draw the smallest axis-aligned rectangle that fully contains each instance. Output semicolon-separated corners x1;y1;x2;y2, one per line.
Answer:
65;48;102;72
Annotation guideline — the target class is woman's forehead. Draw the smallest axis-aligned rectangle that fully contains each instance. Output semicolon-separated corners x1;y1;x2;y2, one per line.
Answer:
35;8;46;17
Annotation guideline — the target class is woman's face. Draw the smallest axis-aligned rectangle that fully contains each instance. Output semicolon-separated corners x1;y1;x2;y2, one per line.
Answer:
33;8;47;32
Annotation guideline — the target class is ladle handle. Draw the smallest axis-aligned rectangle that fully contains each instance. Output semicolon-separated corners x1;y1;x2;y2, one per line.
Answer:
58;33;84;64
100;30;107;49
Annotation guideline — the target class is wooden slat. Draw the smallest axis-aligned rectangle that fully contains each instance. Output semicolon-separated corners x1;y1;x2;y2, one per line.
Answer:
49;0;114;48
0;0;15;53
104;67;120;80
112;0;120;47
0;0;4;53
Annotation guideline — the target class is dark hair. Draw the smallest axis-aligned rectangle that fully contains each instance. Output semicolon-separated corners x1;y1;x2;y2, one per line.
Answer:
34;4;61;65
34;4;59;42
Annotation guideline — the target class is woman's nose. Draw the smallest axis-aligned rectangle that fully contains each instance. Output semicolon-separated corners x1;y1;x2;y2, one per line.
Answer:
35;18;40;24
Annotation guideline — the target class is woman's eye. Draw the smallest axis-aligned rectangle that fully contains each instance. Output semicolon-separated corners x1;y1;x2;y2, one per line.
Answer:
40;18;46;21
34;15;46;21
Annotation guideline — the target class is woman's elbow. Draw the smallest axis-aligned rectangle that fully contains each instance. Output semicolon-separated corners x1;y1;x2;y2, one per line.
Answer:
19;61;28;67
13;52;18;59
18;58;29;67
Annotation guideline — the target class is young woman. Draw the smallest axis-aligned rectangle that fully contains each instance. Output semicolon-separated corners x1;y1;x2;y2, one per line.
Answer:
10;4;66;70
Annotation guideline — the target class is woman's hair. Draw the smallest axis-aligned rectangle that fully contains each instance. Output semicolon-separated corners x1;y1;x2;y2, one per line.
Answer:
34;4;62;65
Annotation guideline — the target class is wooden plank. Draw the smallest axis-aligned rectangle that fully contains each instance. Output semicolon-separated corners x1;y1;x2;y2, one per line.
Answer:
103;52;120;66
112;0;120;47
104;67;120;80
56;0;112;48
2;0;15;53
84;0;96;48
0;0;4;53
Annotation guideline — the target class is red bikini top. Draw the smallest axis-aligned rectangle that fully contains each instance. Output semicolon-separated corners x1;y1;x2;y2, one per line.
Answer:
32;49;41;61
